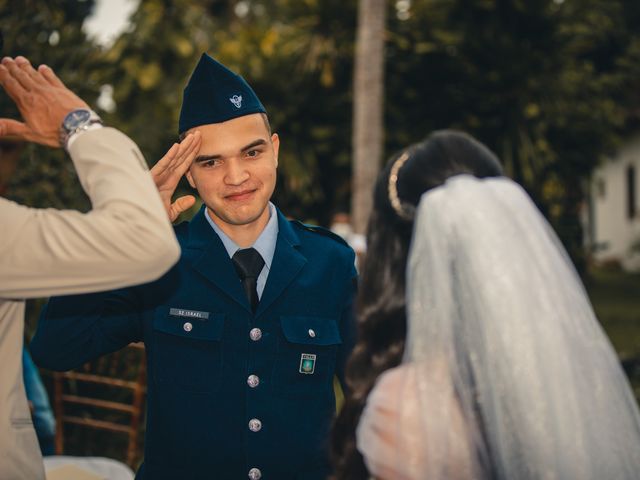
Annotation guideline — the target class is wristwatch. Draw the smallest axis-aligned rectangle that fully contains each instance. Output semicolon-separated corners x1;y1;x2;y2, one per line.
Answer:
59;108;103;150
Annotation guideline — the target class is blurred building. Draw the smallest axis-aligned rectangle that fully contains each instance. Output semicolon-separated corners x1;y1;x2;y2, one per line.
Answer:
586;139;640;272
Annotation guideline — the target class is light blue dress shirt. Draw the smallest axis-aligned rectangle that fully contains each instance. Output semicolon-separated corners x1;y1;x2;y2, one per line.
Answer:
205;202;279;299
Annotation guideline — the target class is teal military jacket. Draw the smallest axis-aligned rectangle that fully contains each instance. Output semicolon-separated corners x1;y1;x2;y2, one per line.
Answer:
31;206;357;480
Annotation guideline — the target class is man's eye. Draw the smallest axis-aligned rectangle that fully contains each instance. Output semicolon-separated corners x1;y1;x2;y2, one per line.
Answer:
202;159;220;168
246;150;260;158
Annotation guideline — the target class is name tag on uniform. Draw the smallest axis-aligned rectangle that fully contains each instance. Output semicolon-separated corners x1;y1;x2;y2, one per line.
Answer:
299;354;316;374
169;308;209;320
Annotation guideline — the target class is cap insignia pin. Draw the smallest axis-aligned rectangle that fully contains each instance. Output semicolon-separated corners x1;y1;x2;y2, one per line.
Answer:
229;94;243;108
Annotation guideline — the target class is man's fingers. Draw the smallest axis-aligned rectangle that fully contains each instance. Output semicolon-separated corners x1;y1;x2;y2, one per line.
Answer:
0;118;31;140
174;131;201;169
2;57;36;92
15;57;41;84
153;132;201;193
170;195;197;221
175;140;200;175
0;64;27;103
183;132;202;157
173;134;195;166
152;143;179;176
38;64;65;88
169;132;199;170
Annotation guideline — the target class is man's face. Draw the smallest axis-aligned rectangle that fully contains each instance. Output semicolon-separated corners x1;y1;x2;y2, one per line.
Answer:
185;113;279;229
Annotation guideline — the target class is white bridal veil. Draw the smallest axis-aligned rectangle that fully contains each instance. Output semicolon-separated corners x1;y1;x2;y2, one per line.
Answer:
359;175;640;479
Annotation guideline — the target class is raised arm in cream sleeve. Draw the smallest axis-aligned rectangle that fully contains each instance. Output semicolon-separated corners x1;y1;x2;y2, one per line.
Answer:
0;127;180;298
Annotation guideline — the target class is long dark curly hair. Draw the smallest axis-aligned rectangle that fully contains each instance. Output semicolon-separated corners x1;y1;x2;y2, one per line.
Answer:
330;130;503;479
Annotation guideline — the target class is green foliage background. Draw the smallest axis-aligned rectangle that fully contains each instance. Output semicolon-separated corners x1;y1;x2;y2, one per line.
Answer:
4;0;640;262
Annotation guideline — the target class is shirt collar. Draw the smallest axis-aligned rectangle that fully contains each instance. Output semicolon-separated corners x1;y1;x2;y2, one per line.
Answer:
204;202;279;270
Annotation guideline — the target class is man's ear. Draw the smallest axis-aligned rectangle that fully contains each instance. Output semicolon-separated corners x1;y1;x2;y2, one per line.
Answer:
185;170;196;189
271;133;280;167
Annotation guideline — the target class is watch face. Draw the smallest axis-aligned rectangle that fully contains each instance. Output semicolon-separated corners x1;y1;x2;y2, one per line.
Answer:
63;109;91;130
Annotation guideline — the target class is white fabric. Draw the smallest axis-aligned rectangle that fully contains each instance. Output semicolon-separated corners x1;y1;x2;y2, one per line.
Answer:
358;175;640;479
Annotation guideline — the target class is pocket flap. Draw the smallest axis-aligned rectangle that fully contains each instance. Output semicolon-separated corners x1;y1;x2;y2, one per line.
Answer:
154;308;224;341
280;316;342;346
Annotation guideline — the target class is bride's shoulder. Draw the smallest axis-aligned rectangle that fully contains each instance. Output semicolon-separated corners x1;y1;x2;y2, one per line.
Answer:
356;363;428;480
367;363;419;406
360;363;425;438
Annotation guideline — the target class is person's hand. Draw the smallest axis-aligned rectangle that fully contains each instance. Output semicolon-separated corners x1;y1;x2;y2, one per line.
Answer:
0;56;88;147
151;131;202;222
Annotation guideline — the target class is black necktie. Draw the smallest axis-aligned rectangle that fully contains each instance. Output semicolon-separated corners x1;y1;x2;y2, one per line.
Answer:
232;248;265;313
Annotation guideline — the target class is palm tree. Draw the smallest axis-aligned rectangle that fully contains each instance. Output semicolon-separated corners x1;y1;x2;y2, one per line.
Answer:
351;0;387;234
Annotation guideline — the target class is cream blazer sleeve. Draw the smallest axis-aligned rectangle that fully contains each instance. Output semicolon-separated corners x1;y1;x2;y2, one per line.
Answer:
0;127;180;299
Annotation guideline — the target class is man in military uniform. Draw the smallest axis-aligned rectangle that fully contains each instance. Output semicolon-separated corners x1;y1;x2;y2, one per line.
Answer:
30;54;357;480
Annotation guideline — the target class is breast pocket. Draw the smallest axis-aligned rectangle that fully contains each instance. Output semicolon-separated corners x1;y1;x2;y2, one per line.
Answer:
152;308;225;393
273;316;342;397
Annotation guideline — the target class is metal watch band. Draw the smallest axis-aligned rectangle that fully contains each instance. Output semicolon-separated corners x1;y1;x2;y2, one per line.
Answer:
59;109;103;150
65;122;104;150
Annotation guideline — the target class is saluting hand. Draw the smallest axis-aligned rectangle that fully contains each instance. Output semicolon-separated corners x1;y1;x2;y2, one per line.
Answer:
0;56;88;147
151;131;201;222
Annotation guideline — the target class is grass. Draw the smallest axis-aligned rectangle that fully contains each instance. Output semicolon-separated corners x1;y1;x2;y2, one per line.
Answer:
586;267;640;402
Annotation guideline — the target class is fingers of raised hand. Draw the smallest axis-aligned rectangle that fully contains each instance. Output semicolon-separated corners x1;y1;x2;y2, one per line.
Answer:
172;133;195;163
170;195;197;222
0;63;27;102
0;58;65;101
166;137;191;170
37;64;65;87
153;132;201;186
174;131;201;173
15;57;41;84
2;57;36;91
152;143;180;175
0;118;30;140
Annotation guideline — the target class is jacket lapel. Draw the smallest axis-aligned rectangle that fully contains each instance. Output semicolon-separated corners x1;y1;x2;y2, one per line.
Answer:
183;207;250;312
255;210;307;317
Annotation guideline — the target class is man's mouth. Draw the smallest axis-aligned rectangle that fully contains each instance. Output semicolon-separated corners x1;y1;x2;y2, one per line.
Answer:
225;189;256;202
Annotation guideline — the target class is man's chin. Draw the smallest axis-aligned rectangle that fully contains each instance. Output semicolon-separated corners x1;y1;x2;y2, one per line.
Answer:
208;206;268;228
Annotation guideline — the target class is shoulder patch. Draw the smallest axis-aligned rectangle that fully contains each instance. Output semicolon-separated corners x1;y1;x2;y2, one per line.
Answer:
291;220;351;248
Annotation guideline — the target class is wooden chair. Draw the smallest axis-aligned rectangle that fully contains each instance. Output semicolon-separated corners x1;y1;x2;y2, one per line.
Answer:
52;343;147;467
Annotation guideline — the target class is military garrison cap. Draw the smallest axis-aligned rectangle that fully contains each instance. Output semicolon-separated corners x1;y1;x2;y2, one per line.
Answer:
179;53;266;134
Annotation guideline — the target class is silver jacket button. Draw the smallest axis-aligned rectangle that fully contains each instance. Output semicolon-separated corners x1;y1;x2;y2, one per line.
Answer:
249;327;262;341
248;468;262;480
308;328;316;338
247;375;260;388
183;322;193;332
248;418;262;432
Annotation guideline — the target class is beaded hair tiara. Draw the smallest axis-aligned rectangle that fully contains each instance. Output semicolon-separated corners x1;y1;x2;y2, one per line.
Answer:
387;151;416;221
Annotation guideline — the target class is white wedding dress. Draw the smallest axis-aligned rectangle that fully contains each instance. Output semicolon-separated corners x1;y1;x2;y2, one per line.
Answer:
356;175;640;480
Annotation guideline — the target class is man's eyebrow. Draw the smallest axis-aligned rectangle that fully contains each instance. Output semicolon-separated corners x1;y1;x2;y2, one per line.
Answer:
194;154;221;163
193;139;268;163
241;139;267;152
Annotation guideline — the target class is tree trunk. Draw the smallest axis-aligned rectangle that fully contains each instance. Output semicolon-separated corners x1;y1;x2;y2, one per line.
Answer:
351;0;386;234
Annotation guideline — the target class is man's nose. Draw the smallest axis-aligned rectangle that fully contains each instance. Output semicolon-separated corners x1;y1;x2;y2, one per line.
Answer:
224;158;250;185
